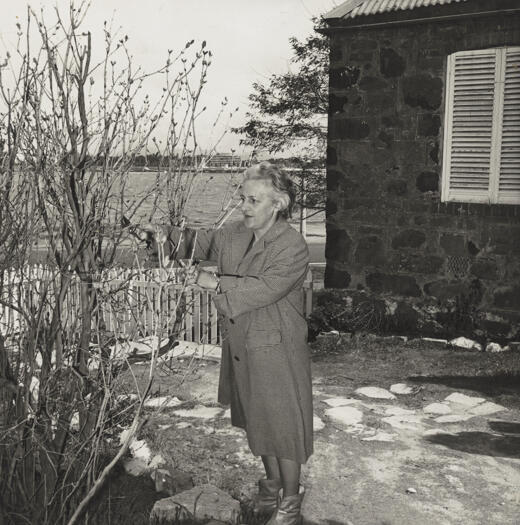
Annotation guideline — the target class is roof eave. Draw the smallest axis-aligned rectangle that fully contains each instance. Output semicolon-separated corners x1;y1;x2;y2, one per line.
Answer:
321;0;520;32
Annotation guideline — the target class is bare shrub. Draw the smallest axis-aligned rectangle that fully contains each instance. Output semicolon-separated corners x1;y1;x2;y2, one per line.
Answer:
0;2;229;523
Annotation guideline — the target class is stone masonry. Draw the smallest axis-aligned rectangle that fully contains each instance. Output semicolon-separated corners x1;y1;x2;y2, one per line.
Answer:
324;1;520;341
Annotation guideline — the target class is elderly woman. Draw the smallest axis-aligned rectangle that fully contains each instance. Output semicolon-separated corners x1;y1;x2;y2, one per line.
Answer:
152;162;312;524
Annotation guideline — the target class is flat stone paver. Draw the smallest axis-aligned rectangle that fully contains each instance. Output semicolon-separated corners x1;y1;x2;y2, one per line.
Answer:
390;383;414;395
355;386;396;399
469;401;507;416
424;402;452;415
323;397;358;407
445;392;486;407
325;406;363;427
422;428;450;436
382;413;423;431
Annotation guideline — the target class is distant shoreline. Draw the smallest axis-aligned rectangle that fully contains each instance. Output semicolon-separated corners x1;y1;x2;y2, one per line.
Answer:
130;166;247;174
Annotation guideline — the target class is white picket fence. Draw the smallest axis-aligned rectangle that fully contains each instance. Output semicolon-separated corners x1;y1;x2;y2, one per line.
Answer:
0;265;313;345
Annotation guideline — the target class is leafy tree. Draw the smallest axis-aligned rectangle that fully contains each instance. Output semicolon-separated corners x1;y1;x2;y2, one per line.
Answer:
234;19;329;226
236;20;328;153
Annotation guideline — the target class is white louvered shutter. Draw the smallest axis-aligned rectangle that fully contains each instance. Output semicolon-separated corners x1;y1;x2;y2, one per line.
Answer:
442;47;520;204
498;47;520;204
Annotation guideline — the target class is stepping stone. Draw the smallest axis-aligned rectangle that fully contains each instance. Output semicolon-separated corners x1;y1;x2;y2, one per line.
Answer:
382;414;423;431
435;414;474;424
445;392;485;407
361;431;396;442
151;483;240;522
222;408;231;419
422;428;451;437
390;383;414;395
469;401;507;416
173;405;223;419
355;386;396;400
145;396;182;408
325;406;363;427
323;397;358;407
313;415;326;431
424;403;452;415
159;424;172;430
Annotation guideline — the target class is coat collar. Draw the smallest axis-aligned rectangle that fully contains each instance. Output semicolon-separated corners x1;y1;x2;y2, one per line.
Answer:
233;218;290;269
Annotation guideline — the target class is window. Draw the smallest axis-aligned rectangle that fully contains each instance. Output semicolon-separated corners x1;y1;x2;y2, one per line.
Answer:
441;47;520;204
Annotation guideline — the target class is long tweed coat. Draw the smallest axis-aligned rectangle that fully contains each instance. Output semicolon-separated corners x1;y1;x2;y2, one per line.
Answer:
166;218;313;464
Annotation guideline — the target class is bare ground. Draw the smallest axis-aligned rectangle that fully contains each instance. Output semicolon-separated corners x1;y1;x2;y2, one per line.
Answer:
96;337;520;525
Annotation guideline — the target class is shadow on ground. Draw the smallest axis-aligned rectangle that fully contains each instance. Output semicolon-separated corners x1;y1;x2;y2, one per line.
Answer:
424;419;520;459
408;371;520;400
489;420;520;434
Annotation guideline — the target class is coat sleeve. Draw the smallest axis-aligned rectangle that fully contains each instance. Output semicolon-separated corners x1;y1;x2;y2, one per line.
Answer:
212;238;309;319
153;227;222;262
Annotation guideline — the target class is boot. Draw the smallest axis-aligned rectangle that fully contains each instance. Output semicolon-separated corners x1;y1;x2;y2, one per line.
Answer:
266;486;305;525
253;478;282;516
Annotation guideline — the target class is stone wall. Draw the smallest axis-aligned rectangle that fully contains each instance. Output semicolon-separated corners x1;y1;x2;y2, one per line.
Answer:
325;10;520;341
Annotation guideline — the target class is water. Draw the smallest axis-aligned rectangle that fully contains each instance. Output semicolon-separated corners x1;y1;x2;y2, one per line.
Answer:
126;171;325;239
29;170;325;263
126;171;243;228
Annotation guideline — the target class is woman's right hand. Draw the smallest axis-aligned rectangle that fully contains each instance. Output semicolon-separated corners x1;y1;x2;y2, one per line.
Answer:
183;263;199;286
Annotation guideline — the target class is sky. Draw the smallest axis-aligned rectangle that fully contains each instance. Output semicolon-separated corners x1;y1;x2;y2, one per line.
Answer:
0;0;339;155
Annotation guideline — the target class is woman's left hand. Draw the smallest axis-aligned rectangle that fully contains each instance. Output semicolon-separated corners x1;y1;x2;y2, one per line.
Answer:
195;269;219;291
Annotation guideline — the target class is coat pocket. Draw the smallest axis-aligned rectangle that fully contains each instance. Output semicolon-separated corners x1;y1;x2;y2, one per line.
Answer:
246;328;282;349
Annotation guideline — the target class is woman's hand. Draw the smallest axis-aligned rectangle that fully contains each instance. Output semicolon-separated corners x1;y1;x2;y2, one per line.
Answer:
195;269;220;291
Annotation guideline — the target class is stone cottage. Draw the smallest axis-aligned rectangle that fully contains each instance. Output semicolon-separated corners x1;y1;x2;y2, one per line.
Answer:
321;0;520;340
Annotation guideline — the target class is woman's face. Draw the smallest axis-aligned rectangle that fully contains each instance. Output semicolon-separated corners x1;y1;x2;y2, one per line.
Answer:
239;179;280;233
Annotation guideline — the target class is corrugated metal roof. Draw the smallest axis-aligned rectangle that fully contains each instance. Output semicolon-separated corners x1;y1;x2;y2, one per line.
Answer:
324;0;469;20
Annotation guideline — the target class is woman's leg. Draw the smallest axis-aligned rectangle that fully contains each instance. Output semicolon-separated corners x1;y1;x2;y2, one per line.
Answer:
277;457;301;497
255;456;282;515
262;455;281;480
265;458;304;524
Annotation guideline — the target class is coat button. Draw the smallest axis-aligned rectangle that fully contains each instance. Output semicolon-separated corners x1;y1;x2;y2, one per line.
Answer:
234;355;240;361
229;318;235;324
